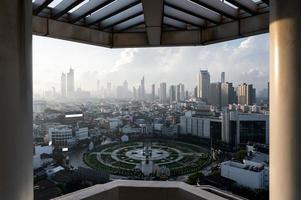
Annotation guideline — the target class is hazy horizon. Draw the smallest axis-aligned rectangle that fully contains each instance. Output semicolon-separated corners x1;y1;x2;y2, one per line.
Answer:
33;33;269;95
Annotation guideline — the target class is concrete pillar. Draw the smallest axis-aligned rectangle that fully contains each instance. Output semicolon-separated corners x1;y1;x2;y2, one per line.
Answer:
0;1;33;200
270;1;301;200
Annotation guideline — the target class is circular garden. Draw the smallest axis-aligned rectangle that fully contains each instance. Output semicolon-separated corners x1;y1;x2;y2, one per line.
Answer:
84;140;210;178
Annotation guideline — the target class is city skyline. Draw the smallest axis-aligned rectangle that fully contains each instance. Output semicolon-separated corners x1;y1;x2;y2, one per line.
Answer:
33;33;269;95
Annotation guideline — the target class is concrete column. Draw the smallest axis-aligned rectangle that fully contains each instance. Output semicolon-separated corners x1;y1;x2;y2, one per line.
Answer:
270;1;301;200
0;1;33;200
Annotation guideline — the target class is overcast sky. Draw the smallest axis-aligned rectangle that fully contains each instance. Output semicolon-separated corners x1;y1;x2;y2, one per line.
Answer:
33;33;269;94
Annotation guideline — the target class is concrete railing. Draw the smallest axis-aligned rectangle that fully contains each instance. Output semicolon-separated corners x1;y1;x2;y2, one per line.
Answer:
53;180;244;200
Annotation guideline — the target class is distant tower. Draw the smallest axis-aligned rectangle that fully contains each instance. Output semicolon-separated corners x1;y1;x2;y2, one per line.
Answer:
159;82;167;104
67;68;74;97
197;69;210;102
151;84;155;101
61;73;66;97
140;76;145;100
221;72;225;83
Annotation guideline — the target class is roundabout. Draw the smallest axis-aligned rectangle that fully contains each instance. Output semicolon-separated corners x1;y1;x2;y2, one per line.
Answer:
84;140;210;178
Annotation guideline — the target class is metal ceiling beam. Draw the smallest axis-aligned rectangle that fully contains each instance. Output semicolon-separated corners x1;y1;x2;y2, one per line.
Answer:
32;12;268;48
32;16;112;47
33;0;54;15
99;4;143;30
190;0;238;20
69;0;115;23
165;0;221;24
226;0;258;15
164;5;205;27
164;14;201;28
114;12;269;47
85;0;140;27
163;17;187;30
113;15;144;32
52;0;85;20
101;11;144;30
141;0;164;46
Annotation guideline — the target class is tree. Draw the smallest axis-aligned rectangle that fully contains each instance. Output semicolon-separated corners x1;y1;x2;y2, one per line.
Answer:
233;150;247;162
186;172;204;185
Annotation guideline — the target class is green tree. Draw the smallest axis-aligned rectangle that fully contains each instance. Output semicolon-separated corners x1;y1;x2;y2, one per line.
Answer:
186;172;204;185
234;150;247;162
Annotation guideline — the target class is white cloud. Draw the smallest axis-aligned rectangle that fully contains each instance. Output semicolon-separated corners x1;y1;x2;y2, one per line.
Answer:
111;48;139;72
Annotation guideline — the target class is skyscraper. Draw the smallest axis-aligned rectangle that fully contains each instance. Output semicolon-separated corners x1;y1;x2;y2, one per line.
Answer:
176;83;185;102
208;82;221;107
61;73;66;97
140;76;145;100
159;82;167;104
221;72;225;83
67;68;74;97
221;82;235;106
197;69;210;102
169;85;176;103
237;83;255;105
151;84;155;102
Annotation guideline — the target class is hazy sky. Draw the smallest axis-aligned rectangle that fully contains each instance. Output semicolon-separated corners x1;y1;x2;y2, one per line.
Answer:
33;33;269;94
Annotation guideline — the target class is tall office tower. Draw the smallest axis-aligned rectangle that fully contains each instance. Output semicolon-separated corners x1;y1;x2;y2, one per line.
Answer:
194;86;198;98
208;82;221;107
176;83;185;101
67;68;75;97
221;82;235;107
61;73;66;97
133;87;137;99
176;85;181;102
159;82;167;104
185;90;189;100
252;88;256;104
151;84;156;101
237;83;254;105
221;72;225;83
169;85;177;103
140;76;145;99
197;69;210;102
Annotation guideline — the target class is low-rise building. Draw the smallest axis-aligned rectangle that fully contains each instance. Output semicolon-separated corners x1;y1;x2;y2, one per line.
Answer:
221;160;268;190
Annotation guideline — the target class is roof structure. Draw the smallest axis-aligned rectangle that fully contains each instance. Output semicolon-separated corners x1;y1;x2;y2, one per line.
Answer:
32;0;269;48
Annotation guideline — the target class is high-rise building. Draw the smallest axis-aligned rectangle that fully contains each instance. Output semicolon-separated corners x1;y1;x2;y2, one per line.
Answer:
133;87;137;99
221;82;235;106
140;76;145;100
208;82;221;107
197;69;210;102
237;83;255;105
67;68;74;97
151;84;155;101
159;82;167;104
176;83;185;102
61;73;66;97
221;72;225;83
169;85;176;103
